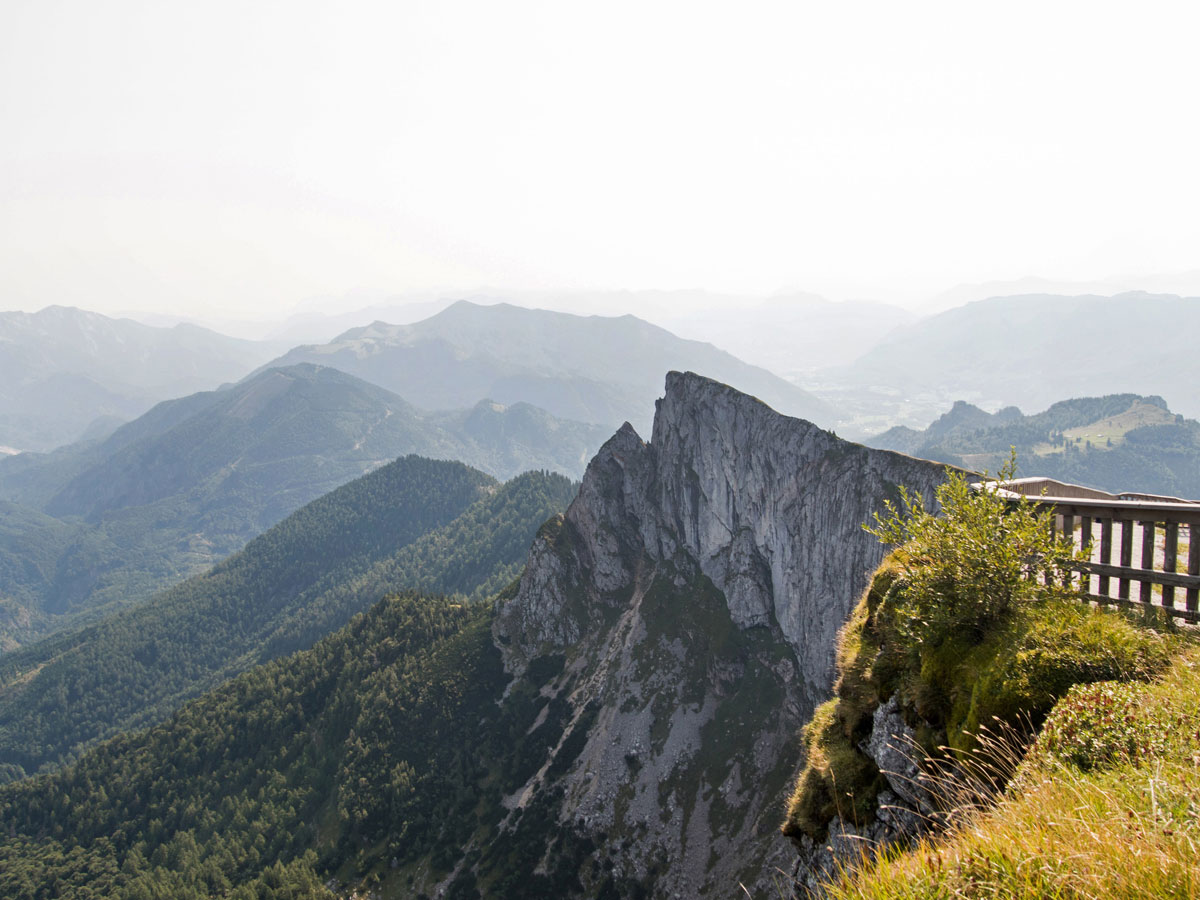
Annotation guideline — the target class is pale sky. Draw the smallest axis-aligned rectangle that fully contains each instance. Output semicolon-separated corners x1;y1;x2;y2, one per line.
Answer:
3;0;1199;324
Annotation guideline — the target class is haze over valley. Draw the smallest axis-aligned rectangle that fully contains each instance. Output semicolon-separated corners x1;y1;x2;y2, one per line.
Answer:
1;290;1197;646
3;1;1199;897
1;288;1198;898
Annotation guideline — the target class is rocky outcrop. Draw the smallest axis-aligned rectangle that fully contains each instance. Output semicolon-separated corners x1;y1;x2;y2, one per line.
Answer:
790;697;933;897
790;791;923;898
488;372;950;897
498;371;948;694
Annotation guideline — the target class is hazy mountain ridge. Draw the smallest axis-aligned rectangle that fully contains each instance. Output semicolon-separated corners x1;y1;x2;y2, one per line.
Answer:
0;306;285;452
869;393;1200;499
261;300;832;434
0;364;607;648
823;292;1200;429
656;292;914;378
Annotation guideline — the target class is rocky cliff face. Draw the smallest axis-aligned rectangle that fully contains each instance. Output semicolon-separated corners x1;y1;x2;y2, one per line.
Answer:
488;372;949;896
498;372;949;692
789;696;933;896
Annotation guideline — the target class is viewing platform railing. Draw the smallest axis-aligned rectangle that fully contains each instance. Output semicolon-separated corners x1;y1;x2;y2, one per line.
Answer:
978;477;1200;622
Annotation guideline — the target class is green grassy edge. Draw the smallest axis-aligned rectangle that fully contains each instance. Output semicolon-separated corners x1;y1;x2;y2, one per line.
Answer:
782;553;1180;845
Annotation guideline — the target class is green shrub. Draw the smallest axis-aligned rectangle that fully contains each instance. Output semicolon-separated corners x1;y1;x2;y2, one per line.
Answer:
947;596;1173;752
865;452;1077;645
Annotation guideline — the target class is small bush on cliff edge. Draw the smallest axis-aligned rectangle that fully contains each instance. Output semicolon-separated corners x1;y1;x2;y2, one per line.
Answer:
783;456;1176;844
864;452;1077;645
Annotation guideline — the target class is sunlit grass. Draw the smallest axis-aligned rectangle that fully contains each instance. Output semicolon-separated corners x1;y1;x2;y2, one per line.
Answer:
820;649;1200;900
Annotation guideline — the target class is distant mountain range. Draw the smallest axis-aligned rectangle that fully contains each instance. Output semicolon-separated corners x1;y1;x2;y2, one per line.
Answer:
923;271;1200;314
868;393;1200;500
826;292;1200;424
261;300;832;433
0;364;606;648
16;292;1192;458
0;306;285;452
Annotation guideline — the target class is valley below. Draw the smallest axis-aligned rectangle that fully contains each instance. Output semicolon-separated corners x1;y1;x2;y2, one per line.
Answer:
7;5;1198;892
0;296;1196;899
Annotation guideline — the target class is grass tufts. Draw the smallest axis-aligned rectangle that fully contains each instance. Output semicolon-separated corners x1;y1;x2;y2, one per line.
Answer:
821;647;1200;900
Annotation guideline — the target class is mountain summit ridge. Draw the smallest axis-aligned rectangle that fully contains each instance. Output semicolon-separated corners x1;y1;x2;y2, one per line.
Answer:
260;302;831;433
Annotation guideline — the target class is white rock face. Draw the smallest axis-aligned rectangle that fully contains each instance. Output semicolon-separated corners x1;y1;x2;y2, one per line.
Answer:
866;695;937;815
490;371;950;896
499;371;947;696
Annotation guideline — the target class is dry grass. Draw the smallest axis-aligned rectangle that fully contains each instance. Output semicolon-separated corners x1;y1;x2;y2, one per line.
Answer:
820;650;1200;900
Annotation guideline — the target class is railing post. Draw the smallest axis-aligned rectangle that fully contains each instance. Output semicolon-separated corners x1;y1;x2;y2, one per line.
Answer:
1047;514;1059;586
1189;524;1199;615
1140;521;1156;606
1098;517;1113;603
1163;522;1179;610
1062;514;1076;589
1119;520;1133;601
1081;515;1094;595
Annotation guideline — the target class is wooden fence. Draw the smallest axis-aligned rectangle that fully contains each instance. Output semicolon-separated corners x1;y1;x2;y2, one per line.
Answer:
978;477;1200;621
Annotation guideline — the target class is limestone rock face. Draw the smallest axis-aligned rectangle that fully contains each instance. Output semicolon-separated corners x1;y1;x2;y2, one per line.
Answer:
499;371;947;694
489;372;949;897
866;696;937;816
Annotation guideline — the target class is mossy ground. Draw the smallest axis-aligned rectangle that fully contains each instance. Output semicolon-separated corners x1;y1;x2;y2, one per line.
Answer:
783;554;1178;843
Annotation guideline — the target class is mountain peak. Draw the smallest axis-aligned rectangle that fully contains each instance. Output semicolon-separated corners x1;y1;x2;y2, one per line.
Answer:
656;370;788;437
500;374;947;689
491;375;951;893
261;307;830;434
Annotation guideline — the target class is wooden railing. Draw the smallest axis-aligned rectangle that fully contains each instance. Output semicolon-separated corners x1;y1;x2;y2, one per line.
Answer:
979;477;1200;621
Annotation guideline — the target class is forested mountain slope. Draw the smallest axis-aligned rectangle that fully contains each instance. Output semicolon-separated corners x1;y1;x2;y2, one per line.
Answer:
0;457;575;777
0;593;495;899
261;300;831;433
0;364;604;649
0;372;947;899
